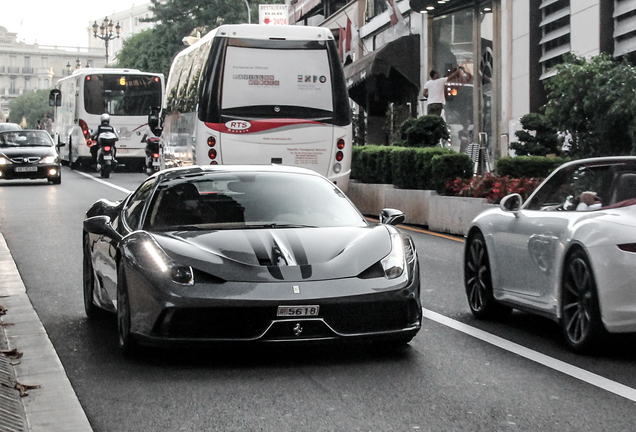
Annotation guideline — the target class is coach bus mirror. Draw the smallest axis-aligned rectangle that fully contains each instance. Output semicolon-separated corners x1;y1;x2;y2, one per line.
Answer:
500;193;522;213
49;89;61;107
84;216;123;242
380;208;405;226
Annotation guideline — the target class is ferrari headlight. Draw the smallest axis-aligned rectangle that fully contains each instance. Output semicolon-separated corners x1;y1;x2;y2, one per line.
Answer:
0;157;9;165
381;230;406;279
41;156;56;164
143;241;194;286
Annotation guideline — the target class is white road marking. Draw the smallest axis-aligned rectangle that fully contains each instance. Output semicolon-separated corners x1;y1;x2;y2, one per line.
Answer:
423;307;636;402
76;171;131;194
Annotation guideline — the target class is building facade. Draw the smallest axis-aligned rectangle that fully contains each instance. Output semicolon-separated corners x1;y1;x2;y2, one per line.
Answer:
289;0;636;160
0;26;105;122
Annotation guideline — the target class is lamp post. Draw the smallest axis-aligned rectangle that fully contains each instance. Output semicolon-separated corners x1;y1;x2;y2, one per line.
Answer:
92;17;121;64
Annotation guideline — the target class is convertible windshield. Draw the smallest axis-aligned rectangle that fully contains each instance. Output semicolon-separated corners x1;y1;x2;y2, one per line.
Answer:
144;172;367;231
0;130;54;147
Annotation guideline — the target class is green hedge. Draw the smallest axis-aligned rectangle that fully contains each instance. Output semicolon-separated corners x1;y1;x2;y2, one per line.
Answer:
496;155;569;178
351;145;472;190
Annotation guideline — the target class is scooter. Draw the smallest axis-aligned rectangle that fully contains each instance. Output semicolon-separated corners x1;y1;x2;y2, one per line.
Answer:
145;137;161;175
96;131;117;179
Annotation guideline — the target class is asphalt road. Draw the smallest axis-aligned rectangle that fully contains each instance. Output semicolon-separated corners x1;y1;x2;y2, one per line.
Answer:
1;166;635;432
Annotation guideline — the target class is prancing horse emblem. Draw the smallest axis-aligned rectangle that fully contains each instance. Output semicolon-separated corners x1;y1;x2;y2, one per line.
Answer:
293;323;303;337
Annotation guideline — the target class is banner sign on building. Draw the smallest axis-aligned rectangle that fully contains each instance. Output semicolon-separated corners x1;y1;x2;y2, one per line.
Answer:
259;4;289;25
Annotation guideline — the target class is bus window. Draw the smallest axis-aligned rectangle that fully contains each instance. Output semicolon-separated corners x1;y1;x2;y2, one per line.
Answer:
220;41;333;119
84;74;162;116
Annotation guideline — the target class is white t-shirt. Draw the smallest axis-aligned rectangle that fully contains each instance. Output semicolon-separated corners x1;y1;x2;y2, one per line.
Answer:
424;77;448;104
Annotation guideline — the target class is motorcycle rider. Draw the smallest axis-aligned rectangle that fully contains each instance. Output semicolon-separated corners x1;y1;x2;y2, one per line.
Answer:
90;113;119;168
142;108;162;174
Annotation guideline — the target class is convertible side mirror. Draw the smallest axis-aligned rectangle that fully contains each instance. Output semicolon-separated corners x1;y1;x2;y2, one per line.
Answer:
500;193;522;213
83;215;123;242
380;208;405;226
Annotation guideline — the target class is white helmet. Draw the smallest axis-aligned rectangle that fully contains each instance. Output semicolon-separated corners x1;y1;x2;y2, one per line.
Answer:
100;113;110;125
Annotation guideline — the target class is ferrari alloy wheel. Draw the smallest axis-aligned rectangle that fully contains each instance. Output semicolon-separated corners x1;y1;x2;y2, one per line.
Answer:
117;264;139;355
83;236;108;319
561;249;604;353
464;231;511;320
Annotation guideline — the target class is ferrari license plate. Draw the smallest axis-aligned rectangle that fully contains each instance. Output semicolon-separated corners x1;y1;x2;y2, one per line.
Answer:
277;305;319;317
15;166;37;172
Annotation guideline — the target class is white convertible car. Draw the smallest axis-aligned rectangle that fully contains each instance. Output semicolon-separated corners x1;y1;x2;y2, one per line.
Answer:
464;156;636;352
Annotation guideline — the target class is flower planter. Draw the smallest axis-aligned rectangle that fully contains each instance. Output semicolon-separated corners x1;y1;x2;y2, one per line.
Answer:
347;180;495;235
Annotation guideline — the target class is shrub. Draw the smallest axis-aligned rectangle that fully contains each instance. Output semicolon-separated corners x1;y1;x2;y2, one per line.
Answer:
510;113;562;156
397;115;450;148
447;174;544;204
431;153;474;193
496;155;568;178
351;145;394;184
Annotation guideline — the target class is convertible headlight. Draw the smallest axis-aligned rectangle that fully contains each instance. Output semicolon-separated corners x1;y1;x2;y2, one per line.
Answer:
143;241;194;286
0;157;9;165
381;230;406;279
41;156;56;164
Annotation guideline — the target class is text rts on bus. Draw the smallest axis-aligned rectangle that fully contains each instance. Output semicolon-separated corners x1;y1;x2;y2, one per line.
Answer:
49;68;164;169
162;24;352;190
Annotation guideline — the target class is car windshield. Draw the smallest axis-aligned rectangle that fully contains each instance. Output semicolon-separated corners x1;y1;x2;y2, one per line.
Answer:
0;131;54;147
144;172;367;231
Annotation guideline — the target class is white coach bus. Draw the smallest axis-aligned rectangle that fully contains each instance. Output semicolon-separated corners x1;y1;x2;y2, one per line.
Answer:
49;68;164;169
162;24;352;190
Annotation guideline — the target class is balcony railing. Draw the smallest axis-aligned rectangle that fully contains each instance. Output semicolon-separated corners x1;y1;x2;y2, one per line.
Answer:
7;67;20;74
22;67;34;74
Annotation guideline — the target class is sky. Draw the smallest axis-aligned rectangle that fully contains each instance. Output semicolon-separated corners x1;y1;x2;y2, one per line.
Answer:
2;0;151;47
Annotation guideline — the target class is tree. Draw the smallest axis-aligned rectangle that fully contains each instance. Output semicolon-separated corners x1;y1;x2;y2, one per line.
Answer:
8;90;53;129
115;0;284;81
510;113;561;156
114;28;183;78
543;53;636;157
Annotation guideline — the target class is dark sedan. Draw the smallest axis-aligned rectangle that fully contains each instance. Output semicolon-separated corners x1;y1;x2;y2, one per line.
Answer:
0;130;61;184
83;165;421;354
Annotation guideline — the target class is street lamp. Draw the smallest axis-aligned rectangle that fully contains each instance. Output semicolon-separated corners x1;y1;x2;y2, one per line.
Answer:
92;17;121;64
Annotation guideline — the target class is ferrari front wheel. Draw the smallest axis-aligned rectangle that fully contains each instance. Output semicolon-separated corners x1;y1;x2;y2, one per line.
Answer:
560;249;604;353
83;236;108;319
117;264;139;355
464;231;511;320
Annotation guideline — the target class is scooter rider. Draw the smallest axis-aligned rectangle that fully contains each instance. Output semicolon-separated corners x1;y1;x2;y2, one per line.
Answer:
90;113;119;167
142;108;162;174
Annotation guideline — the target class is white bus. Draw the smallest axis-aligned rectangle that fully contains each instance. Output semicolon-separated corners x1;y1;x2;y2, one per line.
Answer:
49;68;164;169
162;24;352;190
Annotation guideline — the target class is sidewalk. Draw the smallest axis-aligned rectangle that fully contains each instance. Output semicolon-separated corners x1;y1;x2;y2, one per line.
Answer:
0;232;92;432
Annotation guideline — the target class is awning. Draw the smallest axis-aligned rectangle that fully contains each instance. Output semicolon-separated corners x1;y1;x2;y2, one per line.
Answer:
344;34;420;108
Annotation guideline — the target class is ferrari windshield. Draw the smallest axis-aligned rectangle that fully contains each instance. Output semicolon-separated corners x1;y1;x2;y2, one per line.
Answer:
0;130;54;147
144;172;366;230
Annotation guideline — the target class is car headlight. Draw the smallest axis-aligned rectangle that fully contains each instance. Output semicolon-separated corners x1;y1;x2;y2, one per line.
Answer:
0;157;9;165
142;240;194;286
381;229;407;279
41;156;56;164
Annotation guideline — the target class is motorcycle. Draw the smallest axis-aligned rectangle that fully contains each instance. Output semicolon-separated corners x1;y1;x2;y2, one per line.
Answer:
145;137;161;175
95;131;117;178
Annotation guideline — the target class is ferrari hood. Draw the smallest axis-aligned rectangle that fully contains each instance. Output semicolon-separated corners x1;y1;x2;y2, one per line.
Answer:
152;226;392;282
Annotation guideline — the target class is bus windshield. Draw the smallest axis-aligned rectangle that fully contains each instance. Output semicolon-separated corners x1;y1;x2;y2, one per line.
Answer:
84;74;162;116
221;42;333;118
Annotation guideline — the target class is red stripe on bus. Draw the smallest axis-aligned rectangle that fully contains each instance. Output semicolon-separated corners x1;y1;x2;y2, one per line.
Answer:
205;119;323;134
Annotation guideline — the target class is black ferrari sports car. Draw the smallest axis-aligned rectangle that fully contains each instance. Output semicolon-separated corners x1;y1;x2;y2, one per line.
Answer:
83;165;421;353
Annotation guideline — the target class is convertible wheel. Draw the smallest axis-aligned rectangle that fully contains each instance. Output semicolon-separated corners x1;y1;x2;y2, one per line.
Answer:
117;264;139;355
464;231;511;320
83;236;108;319
560;250;604;353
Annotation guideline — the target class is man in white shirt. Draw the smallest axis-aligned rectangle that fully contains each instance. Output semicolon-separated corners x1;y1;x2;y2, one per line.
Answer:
422;67;466;116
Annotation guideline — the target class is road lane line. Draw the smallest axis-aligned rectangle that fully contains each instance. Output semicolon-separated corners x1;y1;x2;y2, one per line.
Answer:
422;307;636;402
76;171;131;194
366;218;465;243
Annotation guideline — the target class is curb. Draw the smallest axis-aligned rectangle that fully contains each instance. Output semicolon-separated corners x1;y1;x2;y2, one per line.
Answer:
0;232;93;432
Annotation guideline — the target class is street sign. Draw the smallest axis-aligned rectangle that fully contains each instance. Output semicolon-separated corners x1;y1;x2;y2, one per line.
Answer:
259;4;289;25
